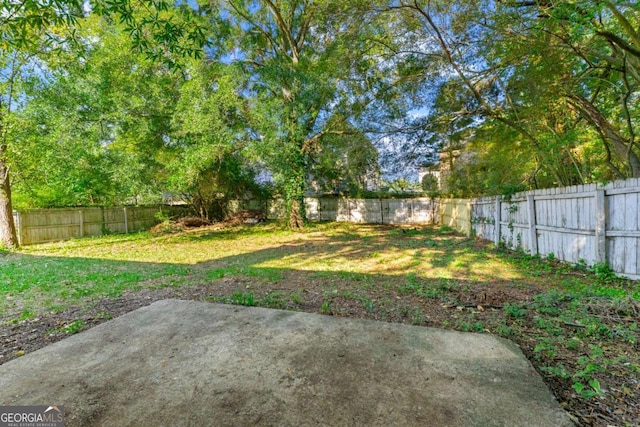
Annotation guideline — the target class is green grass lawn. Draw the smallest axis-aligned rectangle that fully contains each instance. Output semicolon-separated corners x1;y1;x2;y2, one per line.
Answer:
0;222;525;319
1;221;639;425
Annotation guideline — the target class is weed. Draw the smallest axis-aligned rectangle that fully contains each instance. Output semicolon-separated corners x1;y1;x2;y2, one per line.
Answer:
535;317;563;336
504;303;526;320
575;258;588;272
541;365;570;379
95;311;112;320
320;299;331;314
62;319;86;335
456;318;484;333
19;309;35;321
361;298;375;311
424;240;438;248
496;323;514;337
439;225;454;233
261;292;285;308
411;308;427;325
566;337;581;351
572;379;604;399
154;210;170;223
592;262;618;282
290;292;303;305
533;338;558;359
400;273;420;292
207;269;226;279
231;292;255;307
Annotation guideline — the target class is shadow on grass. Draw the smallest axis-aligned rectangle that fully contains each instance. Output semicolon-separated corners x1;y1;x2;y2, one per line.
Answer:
0;223;503;320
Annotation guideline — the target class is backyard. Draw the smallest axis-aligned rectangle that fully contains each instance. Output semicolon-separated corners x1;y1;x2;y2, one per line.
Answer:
1;222;638;426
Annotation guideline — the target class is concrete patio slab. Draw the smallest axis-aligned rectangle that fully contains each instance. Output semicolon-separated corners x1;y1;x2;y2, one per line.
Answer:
0;300;573;426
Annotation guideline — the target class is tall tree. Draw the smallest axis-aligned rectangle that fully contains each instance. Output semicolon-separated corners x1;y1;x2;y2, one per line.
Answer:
0;0;206;247
9;16;182;209
387;1;640;192
205;0;381;228
0;51;29;247
0;0;85;247
168;61;266;219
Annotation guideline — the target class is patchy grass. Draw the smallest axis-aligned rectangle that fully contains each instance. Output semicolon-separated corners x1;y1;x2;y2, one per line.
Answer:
1;221;639;426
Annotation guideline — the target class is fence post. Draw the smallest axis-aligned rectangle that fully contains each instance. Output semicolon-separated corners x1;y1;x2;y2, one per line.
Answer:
123;207;128;233
78;210;84;238
494;197;501;246
594;189;606;263
432;198;436;225
410;199;414;223
466;199;472;236
527;194;538;255
14;211;22;246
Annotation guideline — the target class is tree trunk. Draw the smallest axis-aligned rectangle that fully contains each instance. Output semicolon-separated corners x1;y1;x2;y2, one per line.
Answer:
0;156;19;249
288;199;305;229
283;166;306;230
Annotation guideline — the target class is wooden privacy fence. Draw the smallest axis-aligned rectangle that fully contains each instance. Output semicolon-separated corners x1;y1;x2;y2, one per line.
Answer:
12;206;186;246
228;197;440;225
14;198;439;246
441;177;640;280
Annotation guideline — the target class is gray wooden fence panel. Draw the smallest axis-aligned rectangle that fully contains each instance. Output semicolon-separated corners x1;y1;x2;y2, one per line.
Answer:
304;198;320;221
336;199;350;222
442;177;640;279
103;208;126;234
365;199;383;223
534;191;597;265
471;197;496;241
320;199;338;221
14;206;186;245
412;198;432;223
604;178;640;277
387;199;410;224
266;197;438;224
499;198;529;251
345;199;361;223
83;208;106;237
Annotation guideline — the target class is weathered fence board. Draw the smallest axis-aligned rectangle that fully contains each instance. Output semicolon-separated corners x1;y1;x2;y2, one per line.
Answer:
441;199;471;235
440;177;640;280
13;206;186;245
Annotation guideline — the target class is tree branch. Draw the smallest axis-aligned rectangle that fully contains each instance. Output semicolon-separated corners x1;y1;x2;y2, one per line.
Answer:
595;30;640;59
263;0;300;64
